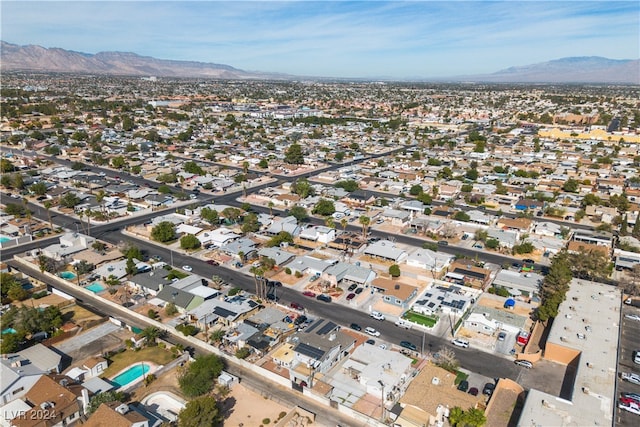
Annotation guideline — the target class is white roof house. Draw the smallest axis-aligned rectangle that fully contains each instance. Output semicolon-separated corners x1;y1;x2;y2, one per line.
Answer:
364;240;408;263
42;232;95;261
406;248;454;273
198;228;240;247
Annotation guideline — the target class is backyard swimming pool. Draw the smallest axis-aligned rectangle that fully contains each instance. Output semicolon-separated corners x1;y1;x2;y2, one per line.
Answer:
0;236;11;243
59;271;77;280
112;363;150;388
1;328;17;335
86;282;106;293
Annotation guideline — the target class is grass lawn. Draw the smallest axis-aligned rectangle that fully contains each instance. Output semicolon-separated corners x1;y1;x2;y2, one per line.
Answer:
454;370;469;385
403;311;439;328
102;346;176;377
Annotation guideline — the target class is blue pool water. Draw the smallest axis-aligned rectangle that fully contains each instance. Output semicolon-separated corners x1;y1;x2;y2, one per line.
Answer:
112;364;150;388
1;328;17;335
59;271;77;280
0;236;10;243
86;282;106;293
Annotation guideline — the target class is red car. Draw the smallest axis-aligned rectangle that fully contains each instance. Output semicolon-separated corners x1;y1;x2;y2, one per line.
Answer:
346;293;356;301
290;302;304;310
206;260;219;266
302;291;316;298
620;396;640;406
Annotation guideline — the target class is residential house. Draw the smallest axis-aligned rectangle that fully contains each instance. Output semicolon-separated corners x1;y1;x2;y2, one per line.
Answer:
220;238;258;261
16;345;62;374
0;355;46;404
288;319;356;388
447;261;492;289
364;240;408;263
342;190;376;208
287;256;334;276
256;247;295;267
532;221;564;238
370;278;418;308
265;216;300;236
187;295;260;328
84;402;149;427
464;305;527;336
411;285;473;316
571;229;613;248
298;226;336;244
567;241;611;257
341;344;412;400
64;357;108;382
323;262;376;289
514;198;544;211
380;209;411;226
614;249;640;271
405;248;454;277
486;229;519;249
492;270;544;300
496;217;532;233
128;270;173;296
41;233;96;261
197;228;239;247
154;286;204;313
9;374;89;427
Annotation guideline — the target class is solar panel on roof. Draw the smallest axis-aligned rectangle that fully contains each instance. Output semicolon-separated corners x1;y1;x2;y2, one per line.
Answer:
304;319;323;333
213;307;236;318
295;342;325;360
317;321;337;336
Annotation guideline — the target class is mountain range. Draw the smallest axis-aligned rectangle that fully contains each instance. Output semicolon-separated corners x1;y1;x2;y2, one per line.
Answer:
1;41;638;84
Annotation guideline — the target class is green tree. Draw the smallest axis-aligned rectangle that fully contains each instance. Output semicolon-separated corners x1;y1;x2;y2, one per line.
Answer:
165;302;178;316
291;178;315;198
258;158;269;168
59;192;81;208
485;238;499;250
289;205;308;222
454;211;470;222
178;354;225;398
462;407;487;427
29;182;48;196
151;221;175;243
139;326;162;347
359;215;370;240
448;407;465;427
183;161;205;176
200;207;219;224
409;184;423;196
389;264;401;277
0;159;15;173
335;180;359;192
125;256;137;276
180;234;202;250
562;178;579;193
86;391;126;415
284;143;305;164
241;213;261;233
111;155;127;169
266;231;294;248
178;396;222;427
312;199;336;216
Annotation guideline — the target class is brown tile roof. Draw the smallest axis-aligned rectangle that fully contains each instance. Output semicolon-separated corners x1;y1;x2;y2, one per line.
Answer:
567;241;610;256
83;402;148;427
83;356;107;369
12;375;83;427
497;217;532;231
371;277;418;301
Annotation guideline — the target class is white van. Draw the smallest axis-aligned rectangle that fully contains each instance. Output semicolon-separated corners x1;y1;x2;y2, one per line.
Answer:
634;350;640;365
395;319;412;329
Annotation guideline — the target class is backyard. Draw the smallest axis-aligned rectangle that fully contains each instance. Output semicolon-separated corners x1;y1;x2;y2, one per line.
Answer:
102;346;176;377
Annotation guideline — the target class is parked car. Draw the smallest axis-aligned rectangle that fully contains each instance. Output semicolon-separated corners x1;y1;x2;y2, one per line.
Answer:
517;331;530;346
346;293;356;301
354;287;364;294
514;360;533;368
457;380;469;392
635;350;640;365
452;338;469;348
379;344;387;350
482;382;496;396
294;315;307;325
302;291;316;298
622;392;640;402
206;260;219;266
395;319;412;329
438;240;449;246
370;311;385;321
365;339;376;345
348;284;358;291
290;302;304;311
266;293;279;302
316;294;332;303
620;396;640;406
622;372;640;385
182;265;193;272
400;341;417;351
365;327;380;337
625;314;640;322
350;323;362;331
468;387;479;396
497;331;507;341
619;401;640;415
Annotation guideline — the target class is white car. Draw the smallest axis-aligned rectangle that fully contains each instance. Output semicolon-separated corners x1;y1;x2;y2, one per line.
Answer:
452;338;469;348
619;401;640;415
625;314;640;322
365;327;381;337
622;372;640;385
370;311;385;321
514;360;533;369
182;265;193;272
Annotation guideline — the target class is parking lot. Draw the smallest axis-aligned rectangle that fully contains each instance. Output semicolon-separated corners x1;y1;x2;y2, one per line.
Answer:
616;303;640;425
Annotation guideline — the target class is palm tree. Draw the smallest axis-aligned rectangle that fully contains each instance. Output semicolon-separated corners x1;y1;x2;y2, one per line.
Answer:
242;161;249;174
358;215;370;241
84;209;92;236
96;190;106;216
448;407;465;427
340;218;348;251
267;201;274;216
462;408;487;427
43;200;53;231
22;197;32;234
250;266;265;298
139;326;161;347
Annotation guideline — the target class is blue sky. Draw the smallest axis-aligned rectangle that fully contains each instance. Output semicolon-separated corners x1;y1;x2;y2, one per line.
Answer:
2;1;638;78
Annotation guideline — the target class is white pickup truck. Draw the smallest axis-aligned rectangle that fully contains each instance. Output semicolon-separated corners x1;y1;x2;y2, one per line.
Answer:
395;319;412;329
